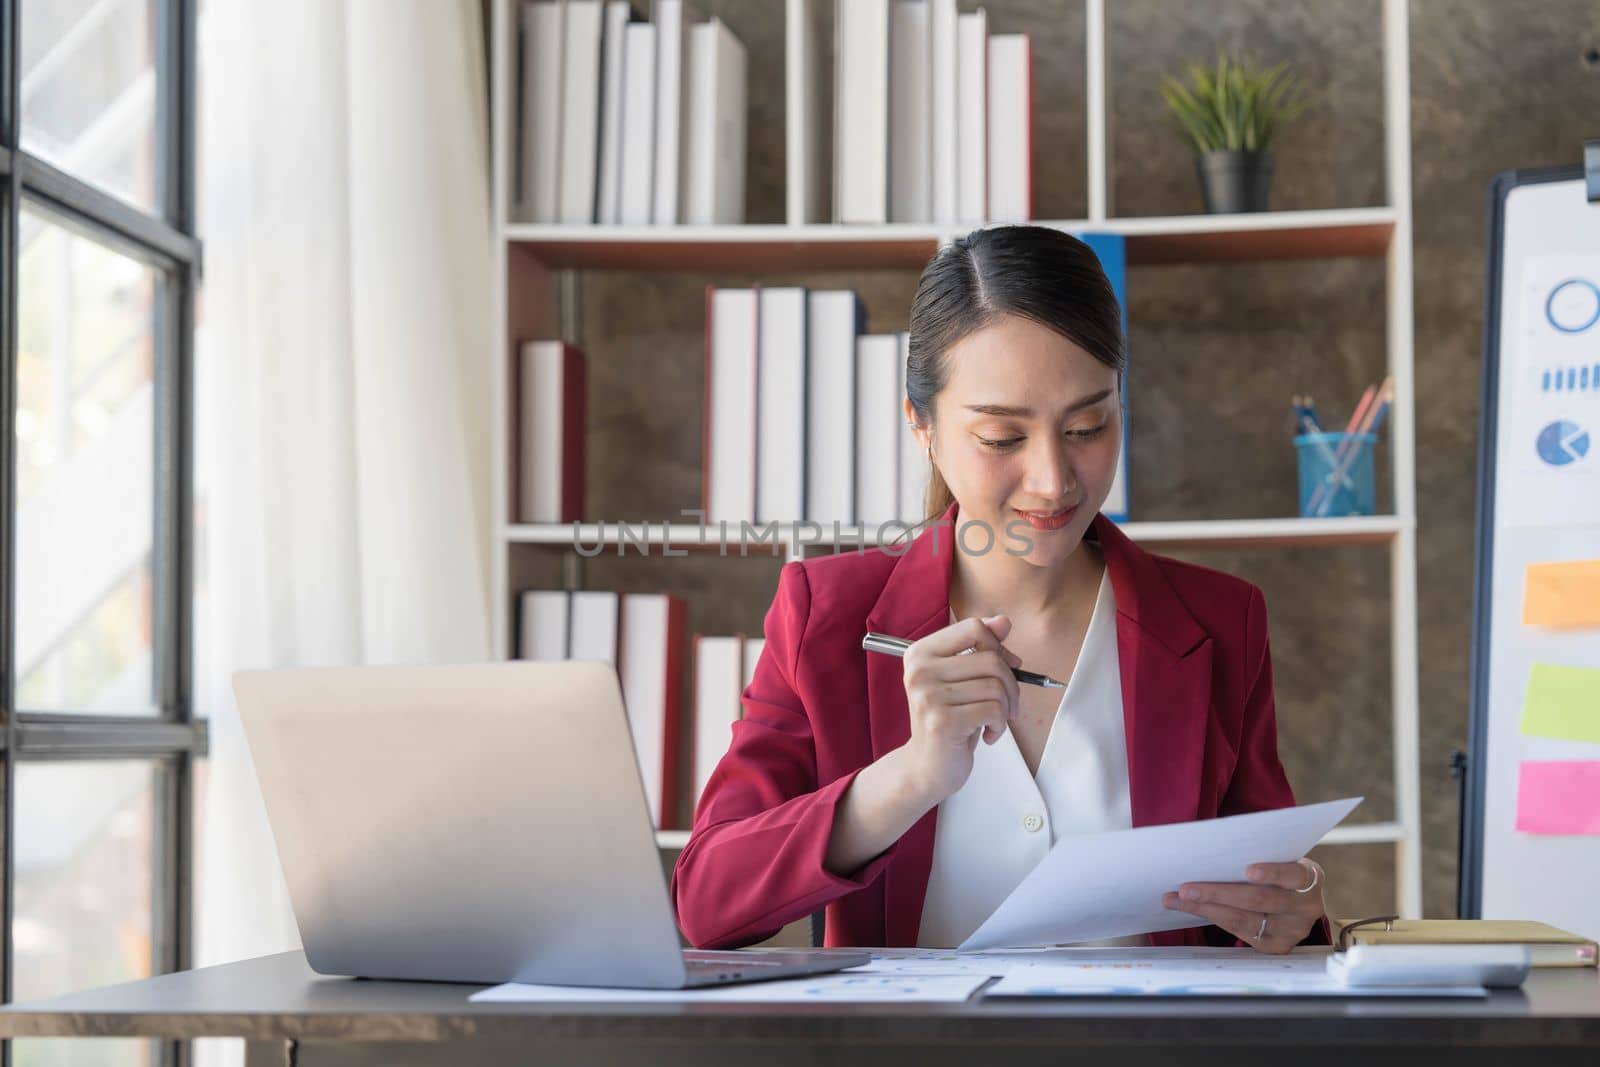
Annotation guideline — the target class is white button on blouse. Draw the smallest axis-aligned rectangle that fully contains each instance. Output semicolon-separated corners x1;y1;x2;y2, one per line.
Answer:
916;569;1143;949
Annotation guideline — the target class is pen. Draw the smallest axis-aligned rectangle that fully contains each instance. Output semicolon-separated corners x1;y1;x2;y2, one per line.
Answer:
1302;394;1325;434
1293;394;1350;490
1312;380;1393;517
862;632;1066;688
1307;377;1388;516
1291;394;1325;436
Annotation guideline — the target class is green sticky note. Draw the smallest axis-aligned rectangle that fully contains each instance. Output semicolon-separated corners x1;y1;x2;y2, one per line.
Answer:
1520;663;1600;744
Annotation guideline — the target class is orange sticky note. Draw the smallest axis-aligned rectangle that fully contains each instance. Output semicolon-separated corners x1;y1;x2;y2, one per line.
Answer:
1524;560;1600;628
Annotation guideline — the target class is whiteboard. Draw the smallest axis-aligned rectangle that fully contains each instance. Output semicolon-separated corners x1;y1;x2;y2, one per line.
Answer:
1461;166;1600;940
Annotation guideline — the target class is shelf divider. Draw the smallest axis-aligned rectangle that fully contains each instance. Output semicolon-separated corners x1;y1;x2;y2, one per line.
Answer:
503;209;1396;271
504;515;1409;552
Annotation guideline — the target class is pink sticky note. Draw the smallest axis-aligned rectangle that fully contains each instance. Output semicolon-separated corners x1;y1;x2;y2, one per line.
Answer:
1516;761;1600;835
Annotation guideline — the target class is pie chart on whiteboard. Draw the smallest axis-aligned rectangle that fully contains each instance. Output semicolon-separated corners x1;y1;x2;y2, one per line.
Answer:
1536;420;1591;466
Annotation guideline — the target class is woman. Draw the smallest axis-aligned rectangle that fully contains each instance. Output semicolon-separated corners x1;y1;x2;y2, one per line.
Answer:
672;226;1330;953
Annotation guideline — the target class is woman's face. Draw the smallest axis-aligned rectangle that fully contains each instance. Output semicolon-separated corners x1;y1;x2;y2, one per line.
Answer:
914;313;1123;565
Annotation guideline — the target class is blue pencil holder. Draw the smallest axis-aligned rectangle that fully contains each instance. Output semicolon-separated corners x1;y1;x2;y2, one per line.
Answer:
1295;432;1376;518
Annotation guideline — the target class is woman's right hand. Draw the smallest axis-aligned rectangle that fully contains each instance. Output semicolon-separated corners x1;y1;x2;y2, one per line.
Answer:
897;614;1023;804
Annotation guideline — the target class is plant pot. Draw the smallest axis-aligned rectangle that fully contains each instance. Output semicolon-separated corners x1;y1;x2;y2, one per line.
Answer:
1197;150;1273;213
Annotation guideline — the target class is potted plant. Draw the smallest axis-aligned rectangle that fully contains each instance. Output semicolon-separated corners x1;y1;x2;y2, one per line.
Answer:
1160;54;1308;214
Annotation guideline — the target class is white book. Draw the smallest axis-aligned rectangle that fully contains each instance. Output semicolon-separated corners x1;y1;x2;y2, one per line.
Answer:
987;34;1031;223
684;18;748;225
956;9;988;224
785;0;825;224
618;594;665;827
855;334;902;528
928;0;958;224
617;593;682;829
805;290;861;527
651;0;686;224
897;331;928;524
568;590;619;664
596;1;632;224
618;21;657;225
757;287;808;525
520;0;565;223
518;340;575;523
692;636;744;808
705;288;759;525
889;0;931;223
518;590;570;660
833;0;890;224
559;0;604;223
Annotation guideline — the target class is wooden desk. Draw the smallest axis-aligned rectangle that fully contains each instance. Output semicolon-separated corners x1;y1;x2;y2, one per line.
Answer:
2;950;1598;1067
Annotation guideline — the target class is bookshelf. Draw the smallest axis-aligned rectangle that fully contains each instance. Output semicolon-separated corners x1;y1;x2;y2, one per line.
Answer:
487;0;1423;919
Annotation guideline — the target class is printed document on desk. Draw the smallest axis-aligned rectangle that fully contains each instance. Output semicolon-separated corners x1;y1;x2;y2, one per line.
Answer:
851;945;1314;976
469;973;989;1004
984;952;1485;998
960;797;1362;952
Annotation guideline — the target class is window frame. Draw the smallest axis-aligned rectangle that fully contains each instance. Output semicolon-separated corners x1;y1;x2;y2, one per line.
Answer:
0;1;204;1064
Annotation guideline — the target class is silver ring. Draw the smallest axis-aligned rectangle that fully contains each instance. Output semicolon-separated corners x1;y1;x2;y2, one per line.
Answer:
1295;859;1322;894
1255;914;1269;941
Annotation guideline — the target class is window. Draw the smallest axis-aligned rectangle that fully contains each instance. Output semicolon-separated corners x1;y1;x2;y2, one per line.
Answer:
1;2;201;1066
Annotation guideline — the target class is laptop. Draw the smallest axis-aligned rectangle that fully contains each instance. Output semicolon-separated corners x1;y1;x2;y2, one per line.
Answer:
233;660;871;988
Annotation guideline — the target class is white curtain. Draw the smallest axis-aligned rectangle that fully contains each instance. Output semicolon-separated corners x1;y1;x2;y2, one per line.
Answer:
192;0;493;1024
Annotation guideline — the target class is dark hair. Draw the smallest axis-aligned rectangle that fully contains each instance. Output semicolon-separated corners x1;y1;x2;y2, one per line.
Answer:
906;225;1126;521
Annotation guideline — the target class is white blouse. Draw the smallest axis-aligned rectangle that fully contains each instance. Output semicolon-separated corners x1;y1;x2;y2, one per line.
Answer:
916;569;1142;949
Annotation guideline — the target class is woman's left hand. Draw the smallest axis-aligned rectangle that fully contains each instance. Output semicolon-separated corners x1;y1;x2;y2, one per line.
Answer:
1162;858;1326;955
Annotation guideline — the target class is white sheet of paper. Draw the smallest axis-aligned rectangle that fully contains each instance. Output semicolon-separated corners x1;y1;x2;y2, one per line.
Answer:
468;973;989;1004
847;945;1315;976
985;955;1485;998
847;949;1085;976
959;797;1362;951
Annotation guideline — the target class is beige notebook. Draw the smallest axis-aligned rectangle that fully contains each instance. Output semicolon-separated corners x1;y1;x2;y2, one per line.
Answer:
1333;919;1598;968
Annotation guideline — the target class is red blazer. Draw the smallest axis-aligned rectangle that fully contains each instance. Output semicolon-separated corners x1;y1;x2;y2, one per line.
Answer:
671;503;1330;950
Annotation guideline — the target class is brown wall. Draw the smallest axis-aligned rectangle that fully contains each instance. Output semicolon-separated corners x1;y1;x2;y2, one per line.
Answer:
536;0;1600;926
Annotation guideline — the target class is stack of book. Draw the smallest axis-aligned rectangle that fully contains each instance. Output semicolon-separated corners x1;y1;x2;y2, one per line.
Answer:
835;0;1031;225
703;285;928;531
1332;919;1598;968
517;0;748;225
519;236;1131;529
691;635;763;818
515;597;771;830
518;589;687;828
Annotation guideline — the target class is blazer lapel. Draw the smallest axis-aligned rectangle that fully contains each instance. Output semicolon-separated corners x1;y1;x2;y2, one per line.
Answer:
862;502;960;946
1095;515;1213;829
